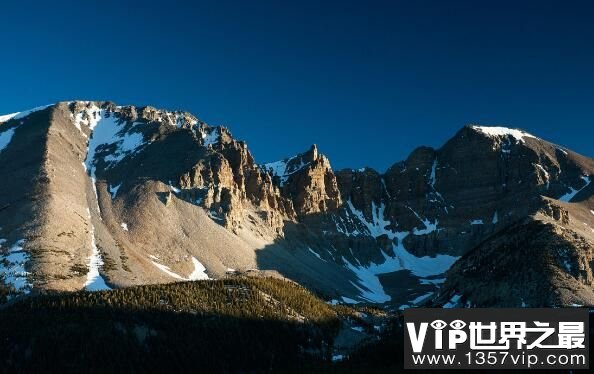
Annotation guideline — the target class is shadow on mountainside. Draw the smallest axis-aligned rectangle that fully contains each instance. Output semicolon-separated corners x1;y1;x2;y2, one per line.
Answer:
253;215;445;307
0;109;53;240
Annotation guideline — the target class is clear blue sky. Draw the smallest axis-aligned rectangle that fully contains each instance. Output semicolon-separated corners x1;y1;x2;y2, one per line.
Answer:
1;0;593;171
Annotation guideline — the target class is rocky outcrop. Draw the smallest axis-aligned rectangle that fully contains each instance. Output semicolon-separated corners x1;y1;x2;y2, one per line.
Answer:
278;145;342;217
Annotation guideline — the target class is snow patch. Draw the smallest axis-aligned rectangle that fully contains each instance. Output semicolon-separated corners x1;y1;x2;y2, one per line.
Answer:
429;160;437;188
557;248;573;273
84;111;144;178
470;219;484;225
151;257;210;281
202;127;220;146
121;223;129;231
346;200;396;239
559;176;591;202
381;178;391;198
109;183;122;199
410;291;434;305
168;182;181;194
0;113;20;123
0;239;31;294
342;233;459;303
263;159;289;185
408;207;439;235
412;220;439;235
151;261;185;280
175;113;198;128
84;225;111;291
443;294;462;308
420;278;445;285
535;164;550;190
472;126;535;142
409;212;439;235
188;257;210;280
263;155;311;186
0;127;16;154
73;104;101;137
391;236;459;277
341;296;359;304
343;256;391;303
307;247;326;262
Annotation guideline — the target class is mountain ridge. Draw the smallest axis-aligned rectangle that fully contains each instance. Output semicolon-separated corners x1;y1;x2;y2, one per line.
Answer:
1;101;593;308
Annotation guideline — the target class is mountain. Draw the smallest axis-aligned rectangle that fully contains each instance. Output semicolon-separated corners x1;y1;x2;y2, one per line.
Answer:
0;101;593;308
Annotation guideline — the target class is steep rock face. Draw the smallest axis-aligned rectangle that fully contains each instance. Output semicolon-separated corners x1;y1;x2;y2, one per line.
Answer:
0;107;56;295
1;102;594;309
264;145;342;217
335;168;384;222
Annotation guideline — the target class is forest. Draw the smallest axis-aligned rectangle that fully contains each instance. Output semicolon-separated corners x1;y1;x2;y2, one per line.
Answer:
1;276;591;373
0;277;369;372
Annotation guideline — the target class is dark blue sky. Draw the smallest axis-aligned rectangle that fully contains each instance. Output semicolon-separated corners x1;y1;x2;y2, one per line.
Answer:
1;0;593;171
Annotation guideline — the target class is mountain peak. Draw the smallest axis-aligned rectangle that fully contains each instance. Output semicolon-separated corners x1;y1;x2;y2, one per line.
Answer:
309;143;318;158
262;143;327;183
